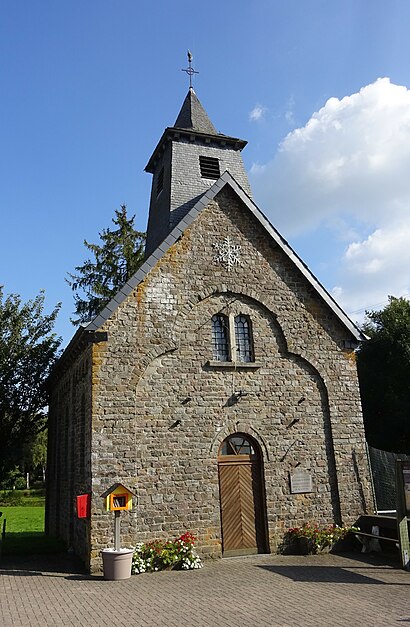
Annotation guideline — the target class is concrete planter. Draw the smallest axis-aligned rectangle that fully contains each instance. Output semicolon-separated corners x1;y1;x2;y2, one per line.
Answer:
101;548;134;580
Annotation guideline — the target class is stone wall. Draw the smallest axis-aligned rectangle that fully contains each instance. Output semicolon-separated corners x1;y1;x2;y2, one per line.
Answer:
46;343;93;567
84;185;373;572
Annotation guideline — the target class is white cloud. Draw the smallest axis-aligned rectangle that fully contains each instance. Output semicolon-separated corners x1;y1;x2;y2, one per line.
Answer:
250;78;410;319
332;221;410;317
249;104;267;121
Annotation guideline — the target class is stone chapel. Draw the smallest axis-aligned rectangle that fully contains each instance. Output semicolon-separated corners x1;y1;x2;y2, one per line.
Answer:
46;87;373;573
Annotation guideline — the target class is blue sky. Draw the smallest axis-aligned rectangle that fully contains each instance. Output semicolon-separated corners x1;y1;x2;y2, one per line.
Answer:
2;1;410;346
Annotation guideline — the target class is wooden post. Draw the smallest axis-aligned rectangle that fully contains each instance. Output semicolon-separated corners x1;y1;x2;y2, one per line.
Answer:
114;510;121;551
396;460;410;571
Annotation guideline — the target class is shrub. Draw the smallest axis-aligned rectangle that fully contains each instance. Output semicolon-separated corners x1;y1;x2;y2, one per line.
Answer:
0;467;25;491
284;522;359;554
0;490;45;507
132;532;203;574
14;477;27;490
0;491;25;506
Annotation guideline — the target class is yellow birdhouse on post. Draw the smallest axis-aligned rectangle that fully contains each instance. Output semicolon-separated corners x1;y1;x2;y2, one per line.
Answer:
101;482;134;513
101;482;135;512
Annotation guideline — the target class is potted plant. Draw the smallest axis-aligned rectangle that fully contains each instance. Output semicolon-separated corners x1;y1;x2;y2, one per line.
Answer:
101;546;134;580
100;483;136;580
285;522;359;554
132;532;203;574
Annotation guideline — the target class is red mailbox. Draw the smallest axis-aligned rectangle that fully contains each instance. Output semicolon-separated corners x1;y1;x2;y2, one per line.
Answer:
76;493;91;518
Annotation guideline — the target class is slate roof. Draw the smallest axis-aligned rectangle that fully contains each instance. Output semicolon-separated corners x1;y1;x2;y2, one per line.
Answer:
100;483;136;498
173;87;218;134
86;171;365;341
145;91;247;173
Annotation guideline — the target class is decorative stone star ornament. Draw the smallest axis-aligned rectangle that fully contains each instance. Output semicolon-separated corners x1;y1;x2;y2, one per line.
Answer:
213;237;242;271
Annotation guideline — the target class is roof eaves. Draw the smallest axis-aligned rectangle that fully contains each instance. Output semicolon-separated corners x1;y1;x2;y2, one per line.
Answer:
145;128;247;173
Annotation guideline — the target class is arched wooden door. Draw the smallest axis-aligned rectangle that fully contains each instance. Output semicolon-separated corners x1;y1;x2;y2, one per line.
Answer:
218;433;268;556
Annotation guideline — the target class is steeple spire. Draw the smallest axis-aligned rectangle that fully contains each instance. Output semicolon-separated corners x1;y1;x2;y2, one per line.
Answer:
144;83;251;257
178;51;216;133
173;88;218;135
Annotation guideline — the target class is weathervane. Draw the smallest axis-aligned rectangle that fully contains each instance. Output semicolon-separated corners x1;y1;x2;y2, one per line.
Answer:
182;50;199;89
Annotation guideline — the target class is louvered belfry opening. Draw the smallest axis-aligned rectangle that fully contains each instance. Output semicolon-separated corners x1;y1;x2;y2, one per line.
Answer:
218;433;268;556
199;155;221;179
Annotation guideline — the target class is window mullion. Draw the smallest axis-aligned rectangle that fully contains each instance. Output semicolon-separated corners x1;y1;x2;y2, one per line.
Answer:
229;313;236;362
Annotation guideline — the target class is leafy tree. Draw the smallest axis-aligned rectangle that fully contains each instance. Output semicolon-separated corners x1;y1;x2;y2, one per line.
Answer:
67;205;146;325
357;296;410;453
0;289;61;482
23;428;48;484
29;428;48;471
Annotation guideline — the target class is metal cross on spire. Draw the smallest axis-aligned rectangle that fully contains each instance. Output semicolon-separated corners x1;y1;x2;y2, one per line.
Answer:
182;50;199;89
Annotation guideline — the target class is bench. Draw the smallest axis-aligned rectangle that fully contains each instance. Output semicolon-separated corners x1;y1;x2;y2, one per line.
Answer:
352;518;399;552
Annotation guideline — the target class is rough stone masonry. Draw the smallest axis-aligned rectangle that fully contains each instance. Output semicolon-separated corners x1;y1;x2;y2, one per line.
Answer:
47;89;373;573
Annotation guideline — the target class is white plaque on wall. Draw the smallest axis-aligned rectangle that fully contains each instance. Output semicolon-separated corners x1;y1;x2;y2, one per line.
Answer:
290;471;313;494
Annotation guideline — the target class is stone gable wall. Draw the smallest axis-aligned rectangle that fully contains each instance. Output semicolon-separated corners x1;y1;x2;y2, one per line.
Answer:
86;186;372;572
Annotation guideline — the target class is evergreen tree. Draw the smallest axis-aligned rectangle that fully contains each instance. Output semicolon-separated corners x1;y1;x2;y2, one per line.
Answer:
0;288;61;482
357;296;410;453
67;205;146;325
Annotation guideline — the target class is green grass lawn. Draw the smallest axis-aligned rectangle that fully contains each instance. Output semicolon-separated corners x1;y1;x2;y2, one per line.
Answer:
1;506;45;533
0;506;65;555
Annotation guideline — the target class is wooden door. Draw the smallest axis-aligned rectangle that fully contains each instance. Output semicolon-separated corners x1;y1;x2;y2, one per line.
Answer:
218;434;267;556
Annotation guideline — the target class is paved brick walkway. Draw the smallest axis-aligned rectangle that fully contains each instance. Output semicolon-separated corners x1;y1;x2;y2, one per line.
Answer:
0;552;409;626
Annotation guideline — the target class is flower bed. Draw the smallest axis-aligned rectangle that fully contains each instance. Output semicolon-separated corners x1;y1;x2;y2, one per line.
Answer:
132;532;203;574
284;522;359;554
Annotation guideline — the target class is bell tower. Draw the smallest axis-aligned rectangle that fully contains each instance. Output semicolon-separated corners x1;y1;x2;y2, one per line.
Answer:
144;85;251;257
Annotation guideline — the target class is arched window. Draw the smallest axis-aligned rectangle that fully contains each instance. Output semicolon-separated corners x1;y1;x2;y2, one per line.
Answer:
234;315;253;362
219;433;256;457
212;314;229;361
